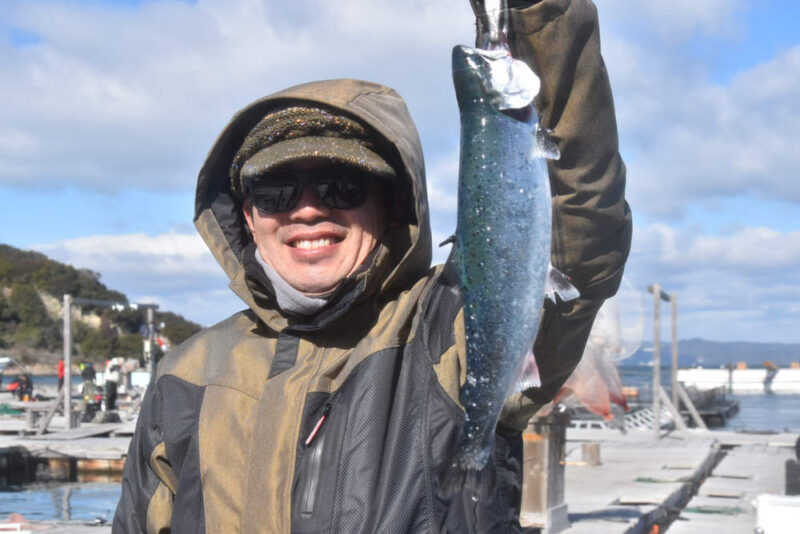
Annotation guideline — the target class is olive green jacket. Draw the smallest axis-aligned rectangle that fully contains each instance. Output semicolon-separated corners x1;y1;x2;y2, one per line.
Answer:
114;1;630;532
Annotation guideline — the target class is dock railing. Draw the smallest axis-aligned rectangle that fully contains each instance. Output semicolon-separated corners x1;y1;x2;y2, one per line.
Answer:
59;295;158;432
647;284;707;437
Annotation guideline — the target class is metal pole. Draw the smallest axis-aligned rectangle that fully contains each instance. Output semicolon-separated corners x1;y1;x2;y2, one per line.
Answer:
671;295;679;409
146;307;156;375
652;283;661;440
675;382;708;430
657;384;687;431
62;294;73;429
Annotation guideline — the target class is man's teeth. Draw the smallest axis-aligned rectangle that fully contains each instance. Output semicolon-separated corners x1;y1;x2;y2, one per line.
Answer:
294;238;333;250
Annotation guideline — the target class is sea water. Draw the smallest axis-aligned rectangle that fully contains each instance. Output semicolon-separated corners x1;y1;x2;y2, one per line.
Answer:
726;393;800;433
0;373;121;522
0;482;119;523
619;365;800;433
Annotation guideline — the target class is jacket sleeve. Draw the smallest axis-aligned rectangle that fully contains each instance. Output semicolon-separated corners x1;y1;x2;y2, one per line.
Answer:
113;382;176;533
477;0;632;426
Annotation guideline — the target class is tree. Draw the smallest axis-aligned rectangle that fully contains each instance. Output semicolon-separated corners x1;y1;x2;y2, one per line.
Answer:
78;312;116;361
6;284;61;349
8;284;51;327
109;308;146;335
159;312;202;346
117;333;144;359
1;243;202;355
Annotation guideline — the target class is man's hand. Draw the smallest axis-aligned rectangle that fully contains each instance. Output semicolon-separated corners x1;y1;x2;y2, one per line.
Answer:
470;0;542;18
469;0;542;47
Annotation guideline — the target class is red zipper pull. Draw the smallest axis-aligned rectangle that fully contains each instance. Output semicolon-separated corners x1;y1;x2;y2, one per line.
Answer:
305;403;332;447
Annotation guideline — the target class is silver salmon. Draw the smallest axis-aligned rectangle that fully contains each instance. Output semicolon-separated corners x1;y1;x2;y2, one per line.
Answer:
440;42;578;499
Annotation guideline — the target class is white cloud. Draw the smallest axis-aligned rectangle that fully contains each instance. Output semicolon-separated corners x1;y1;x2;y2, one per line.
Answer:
33;232;216;275
5;0;800;345
426;146;460;249
0;0;473;192
632;224;800;269
601;0;748;41
7;0;795;216
596;2;800;216
32;232;244;326
624;223;800;342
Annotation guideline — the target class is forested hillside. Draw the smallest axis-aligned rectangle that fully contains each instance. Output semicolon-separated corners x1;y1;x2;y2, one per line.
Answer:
0;244;201;364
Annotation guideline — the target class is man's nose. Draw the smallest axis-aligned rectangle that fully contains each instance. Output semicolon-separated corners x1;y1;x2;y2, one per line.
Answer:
289;184;331;221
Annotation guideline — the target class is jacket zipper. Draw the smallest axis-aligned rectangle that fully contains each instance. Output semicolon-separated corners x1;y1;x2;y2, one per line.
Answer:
300;402;331;518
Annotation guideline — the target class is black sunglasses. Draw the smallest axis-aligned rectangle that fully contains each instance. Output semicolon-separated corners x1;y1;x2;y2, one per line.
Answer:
244;167;371;214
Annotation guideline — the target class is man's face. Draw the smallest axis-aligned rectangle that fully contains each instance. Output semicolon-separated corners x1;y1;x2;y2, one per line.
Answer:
243;161;387;295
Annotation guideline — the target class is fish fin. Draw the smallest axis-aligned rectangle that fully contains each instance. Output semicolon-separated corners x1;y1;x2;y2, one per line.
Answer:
534;124;560;160
439;234;456;247
513;350;541;393
438;453;497;501
545;263;580;303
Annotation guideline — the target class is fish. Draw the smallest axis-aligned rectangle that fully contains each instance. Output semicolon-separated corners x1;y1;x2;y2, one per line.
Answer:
439;37;578;499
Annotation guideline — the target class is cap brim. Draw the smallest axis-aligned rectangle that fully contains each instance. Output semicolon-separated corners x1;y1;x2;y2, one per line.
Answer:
240;137;397;182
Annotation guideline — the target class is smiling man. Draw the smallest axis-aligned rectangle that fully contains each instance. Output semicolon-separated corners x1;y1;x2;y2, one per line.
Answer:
236;106;393;300
114;1;631;533
242;161;386;295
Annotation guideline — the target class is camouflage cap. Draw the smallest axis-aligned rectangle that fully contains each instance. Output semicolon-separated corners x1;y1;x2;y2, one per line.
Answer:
230;106;397;195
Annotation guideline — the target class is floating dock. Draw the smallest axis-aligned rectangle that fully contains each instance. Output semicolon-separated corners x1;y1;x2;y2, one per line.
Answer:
678;368;800;394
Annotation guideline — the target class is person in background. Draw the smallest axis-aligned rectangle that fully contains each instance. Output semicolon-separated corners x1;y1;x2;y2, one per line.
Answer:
9;373;33;401
105;357;121;411
80;361;96;399
115;0;631;531
57;358;65;392
20;373;32;401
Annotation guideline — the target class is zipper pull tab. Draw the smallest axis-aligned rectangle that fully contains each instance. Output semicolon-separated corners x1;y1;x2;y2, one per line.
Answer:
304;403;332;447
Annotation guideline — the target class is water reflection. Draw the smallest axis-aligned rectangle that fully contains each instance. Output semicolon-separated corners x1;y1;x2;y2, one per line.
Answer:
0;482;120;522
726;393;800;433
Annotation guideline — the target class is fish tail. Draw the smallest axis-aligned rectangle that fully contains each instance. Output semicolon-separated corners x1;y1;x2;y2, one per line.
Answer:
438;453;497;502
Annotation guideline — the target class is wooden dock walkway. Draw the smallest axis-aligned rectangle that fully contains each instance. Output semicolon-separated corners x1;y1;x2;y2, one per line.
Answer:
561;428;798;533
669;440;796;534
0;415;132;462
560;430;718;533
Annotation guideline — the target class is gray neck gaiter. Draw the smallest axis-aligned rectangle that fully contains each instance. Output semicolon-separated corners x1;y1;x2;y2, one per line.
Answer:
253;248;330;316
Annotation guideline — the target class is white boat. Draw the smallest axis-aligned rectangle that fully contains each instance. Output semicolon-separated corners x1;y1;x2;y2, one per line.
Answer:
677;367;800;394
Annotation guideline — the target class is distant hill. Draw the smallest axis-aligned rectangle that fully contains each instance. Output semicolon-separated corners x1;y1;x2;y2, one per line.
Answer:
0;243;202;365
628;338;800;368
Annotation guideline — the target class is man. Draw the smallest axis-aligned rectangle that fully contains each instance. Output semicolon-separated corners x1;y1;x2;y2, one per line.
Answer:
105;357;121;411
114;0;631;532
58;358;65;391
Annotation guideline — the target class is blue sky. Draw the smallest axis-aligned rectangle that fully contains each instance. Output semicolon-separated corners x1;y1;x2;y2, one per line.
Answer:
1;0;799;344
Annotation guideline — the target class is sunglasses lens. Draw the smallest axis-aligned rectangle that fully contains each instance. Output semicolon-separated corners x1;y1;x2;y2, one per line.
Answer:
248;173;300;213
247;169;372;213
314;172;369;210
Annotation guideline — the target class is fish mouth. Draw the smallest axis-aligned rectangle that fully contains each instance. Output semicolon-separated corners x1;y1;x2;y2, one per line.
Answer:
452;45;540;112
452;45;500;78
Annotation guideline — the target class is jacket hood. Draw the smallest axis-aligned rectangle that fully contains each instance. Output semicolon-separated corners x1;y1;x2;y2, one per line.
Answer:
194;79;432;331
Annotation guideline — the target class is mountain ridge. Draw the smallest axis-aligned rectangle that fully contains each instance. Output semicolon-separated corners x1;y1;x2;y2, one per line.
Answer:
0;243;202;365
628;338;800;367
